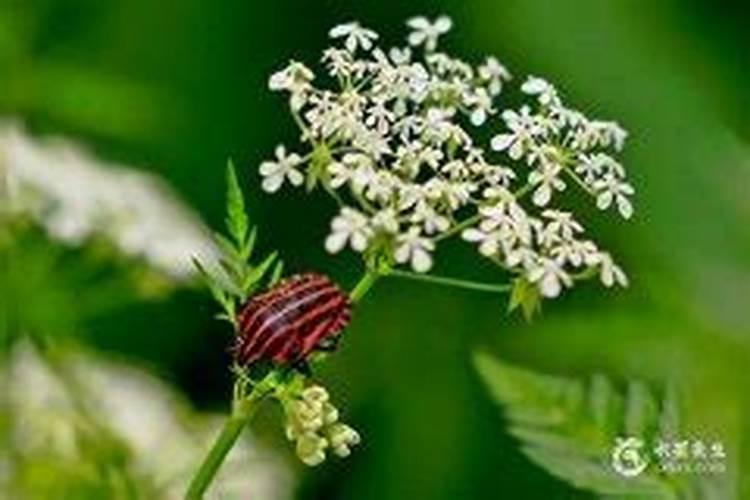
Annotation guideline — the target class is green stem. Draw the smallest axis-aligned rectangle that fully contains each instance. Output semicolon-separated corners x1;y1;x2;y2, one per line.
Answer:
435;182;536;243
388;269;511;293
185;378;273;499
562;163;597;197
349;268;380;303
435;214;480;242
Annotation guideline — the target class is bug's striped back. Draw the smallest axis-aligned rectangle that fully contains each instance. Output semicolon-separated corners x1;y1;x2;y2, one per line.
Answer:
233;273;351;365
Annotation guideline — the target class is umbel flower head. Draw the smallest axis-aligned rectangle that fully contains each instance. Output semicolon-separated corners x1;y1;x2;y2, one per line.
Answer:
260;15;633;300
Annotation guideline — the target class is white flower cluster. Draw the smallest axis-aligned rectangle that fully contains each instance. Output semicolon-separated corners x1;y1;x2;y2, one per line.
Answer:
260;16;633;298
283;385;360;466
5;342;291;500
0;122;220;280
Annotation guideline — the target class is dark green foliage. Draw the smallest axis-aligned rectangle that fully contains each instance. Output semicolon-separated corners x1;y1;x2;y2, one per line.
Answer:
474;353;731;500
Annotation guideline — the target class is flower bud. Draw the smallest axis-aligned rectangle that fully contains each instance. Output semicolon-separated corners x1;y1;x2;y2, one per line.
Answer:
293;400;324;430
321;401;339;425
302;386;329;405
296;432;328;466
326;423;361;458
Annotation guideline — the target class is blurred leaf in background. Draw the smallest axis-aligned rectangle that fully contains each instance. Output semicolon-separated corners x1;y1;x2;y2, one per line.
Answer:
475;353;733;499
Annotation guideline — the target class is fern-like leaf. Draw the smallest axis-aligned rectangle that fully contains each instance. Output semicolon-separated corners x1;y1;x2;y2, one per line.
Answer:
473;353;729;500
225;160;249;251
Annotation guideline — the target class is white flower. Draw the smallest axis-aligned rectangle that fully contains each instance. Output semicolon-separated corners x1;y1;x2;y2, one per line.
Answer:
521;76;558;106
594;174;634;218
329;22;379;53
575;153;605;184
268;61;314;110
6;344;291;499
325;207;373;253
341;153;376;193
269;61;313;90
547;236;598;267
364;170;397;203
406;16;452;52
478;56;511;96
371;208;399;234
394;226;435;272
527;257;572;298
475;200;534;252
322;48;353;79
596;252;629;287
389;46;412;65
464;87;494;126
482;165;517;188
410;200;450;234
529;163;566;206
365;96;396;135
327;161;351;189
1;123;221;281
259;145;304;193
540;210;583;241
260;17;636;301
491;106;542;160
462;227;502;257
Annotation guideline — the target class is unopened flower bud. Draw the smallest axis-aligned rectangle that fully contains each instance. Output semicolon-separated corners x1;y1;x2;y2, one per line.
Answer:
296;432;328;466
293;400;324;431
327;423;361;458
302;386;329;405
321;401;339;425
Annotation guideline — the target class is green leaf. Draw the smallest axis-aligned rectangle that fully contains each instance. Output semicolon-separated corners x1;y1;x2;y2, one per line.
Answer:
508;276;541;321
218;257;243;286
213;232;240;261
473;353;725;500
241;251;277;295
192;257;235;319
242;227;257;261
225;160;249;249
268;259;285;287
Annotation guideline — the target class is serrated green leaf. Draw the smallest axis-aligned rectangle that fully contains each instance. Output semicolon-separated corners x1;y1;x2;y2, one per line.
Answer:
242;227;257;261
241;251;277;295
192;257;232;312
472;353;707;500
520;447;675;498
213;232;240;260
625;381;659;440
268;259;285;287
589;374;622;435
225;160;249;248
218;257;243;286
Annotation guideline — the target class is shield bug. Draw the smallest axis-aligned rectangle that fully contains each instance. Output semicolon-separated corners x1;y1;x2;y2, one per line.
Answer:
233;273;351;369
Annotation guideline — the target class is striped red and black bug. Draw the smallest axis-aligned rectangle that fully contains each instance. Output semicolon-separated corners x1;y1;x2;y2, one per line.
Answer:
232;273;351;369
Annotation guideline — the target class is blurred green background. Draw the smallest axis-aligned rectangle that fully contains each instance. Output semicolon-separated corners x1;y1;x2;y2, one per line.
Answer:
1;0;748;498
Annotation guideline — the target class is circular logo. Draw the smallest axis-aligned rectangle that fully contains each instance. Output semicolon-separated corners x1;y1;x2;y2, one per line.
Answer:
611;437;649;478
